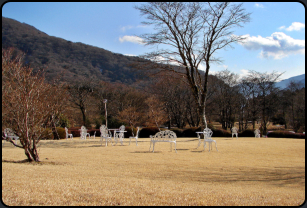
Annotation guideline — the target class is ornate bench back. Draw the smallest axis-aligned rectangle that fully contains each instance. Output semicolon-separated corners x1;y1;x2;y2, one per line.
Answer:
152;130;177;141
231;127;238;134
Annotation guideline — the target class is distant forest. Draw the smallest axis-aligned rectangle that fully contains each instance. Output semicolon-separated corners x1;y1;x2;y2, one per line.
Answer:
2;16;305;135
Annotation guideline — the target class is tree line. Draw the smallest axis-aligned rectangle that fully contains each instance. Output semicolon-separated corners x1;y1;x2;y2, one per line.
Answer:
2;47;305;162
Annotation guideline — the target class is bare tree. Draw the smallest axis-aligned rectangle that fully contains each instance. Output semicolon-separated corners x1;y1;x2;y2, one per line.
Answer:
66;78;96;126
135;2;251;128
212;69;240;130
246;71;282;134
284;81;305;132
2;48;66;162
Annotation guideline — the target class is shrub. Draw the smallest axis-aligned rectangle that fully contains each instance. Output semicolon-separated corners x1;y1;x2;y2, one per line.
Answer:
207;123;216;131
55;127;66;139
212;129;231;137
169;128;183;137
139;127;160;138
267;131;305;139
41;128;53;140
239;129;255;137
181;127;201;138
123;126;135;138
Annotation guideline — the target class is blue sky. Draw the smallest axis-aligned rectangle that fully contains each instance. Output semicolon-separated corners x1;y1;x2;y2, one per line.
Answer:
2;2;305;80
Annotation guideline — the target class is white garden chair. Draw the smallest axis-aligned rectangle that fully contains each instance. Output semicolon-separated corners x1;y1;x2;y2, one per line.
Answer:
100;125;112;146
65;127;73;140
129;127;140;146
231;127;238;139
254;129;260;138
3;128;19;147
203;127;218;152
80;126;90;140
114;125;126;145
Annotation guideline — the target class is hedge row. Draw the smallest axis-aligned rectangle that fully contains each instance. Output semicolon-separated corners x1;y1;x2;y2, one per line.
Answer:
50;127;305;140
266;131;305;139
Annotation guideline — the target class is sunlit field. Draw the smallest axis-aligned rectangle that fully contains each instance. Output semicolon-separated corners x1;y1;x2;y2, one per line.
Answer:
2;136;305;206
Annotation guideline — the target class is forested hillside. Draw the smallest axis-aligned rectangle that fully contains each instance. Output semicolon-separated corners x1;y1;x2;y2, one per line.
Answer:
2;16;147;84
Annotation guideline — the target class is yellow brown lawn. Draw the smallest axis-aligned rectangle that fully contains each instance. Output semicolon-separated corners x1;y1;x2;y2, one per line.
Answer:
2;136;305;206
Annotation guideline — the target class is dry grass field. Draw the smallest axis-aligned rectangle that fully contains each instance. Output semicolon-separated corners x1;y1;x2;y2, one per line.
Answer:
2;136;305;206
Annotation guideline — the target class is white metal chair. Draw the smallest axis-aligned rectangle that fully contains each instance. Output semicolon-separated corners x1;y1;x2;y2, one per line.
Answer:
80;126;90;140
65;127;73;140
100;125;112;146
254;129;260;138
3;128;19;147
231;127;238;139
129;127;140;146
203;127;218;152
114;125;125;145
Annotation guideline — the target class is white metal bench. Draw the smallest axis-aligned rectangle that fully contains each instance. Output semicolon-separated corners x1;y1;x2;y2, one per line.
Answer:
149;130;177;153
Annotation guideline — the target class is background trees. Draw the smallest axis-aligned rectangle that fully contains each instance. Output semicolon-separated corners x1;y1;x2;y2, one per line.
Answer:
135;2;251;128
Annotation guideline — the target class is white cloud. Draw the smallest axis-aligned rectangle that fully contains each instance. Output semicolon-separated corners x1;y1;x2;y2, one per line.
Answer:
254;3;264;8
119;35;145;45
279;22;305;31
121;25;148;31
237;32;305;59
121;25;134;32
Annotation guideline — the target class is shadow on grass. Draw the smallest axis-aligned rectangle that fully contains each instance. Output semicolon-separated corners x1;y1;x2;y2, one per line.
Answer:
2;159;67;165
132;151;162;153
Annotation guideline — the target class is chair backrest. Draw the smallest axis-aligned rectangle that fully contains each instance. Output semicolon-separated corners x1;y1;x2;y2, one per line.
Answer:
4;128;16;137
100;125;109;137
254;129;260;137
80;126;88;134
65;127;69;134
203;128;213;138
135;127;140;137
231;127;238;134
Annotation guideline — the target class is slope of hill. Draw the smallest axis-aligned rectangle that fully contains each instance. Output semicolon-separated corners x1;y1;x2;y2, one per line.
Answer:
2;16;148;84
275;74;305;89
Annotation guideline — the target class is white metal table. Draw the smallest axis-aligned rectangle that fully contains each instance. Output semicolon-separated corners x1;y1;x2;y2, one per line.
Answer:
108;129;127;145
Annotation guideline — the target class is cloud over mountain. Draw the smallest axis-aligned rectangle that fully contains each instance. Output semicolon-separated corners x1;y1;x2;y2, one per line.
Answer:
119;35;145;45
237;32;305;59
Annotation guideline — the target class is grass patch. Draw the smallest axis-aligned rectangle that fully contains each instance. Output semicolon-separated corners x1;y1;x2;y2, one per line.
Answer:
2;136;305;206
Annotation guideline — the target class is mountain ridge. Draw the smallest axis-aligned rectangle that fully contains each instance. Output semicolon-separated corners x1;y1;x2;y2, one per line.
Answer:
275;74;305;89
2;16;149;85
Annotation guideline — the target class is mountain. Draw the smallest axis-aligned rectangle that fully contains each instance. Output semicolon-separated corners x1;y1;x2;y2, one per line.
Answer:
274;74;305;89
2;16;150;85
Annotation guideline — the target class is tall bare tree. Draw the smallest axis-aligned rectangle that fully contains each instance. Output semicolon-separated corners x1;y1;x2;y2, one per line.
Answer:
2;48;66;162
135;2;251;128
66;78;96;126
246;70;282;134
